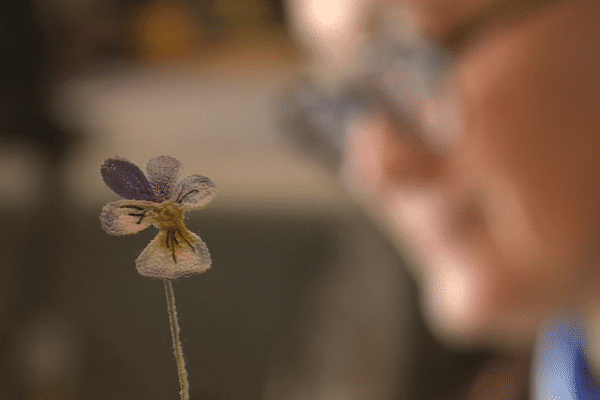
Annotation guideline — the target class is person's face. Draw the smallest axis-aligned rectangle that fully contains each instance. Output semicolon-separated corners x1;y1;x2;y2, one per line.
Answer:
343;0;600;349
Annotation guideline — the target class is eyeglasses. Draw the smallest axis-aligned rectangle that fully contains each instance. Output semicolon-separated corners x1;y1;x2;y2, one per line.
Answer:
362;31;464;154
278;23;464;168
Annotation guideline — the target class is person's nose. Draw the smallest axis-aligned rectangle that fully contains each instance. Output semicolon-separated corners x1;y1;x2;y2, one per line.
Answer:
385;137;445;185
342;114;447;197
376;114;448;187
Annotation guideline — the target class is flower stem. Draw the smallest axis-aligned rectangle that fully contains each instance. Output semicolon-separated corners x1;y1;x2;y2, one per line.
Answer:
163;279;190;400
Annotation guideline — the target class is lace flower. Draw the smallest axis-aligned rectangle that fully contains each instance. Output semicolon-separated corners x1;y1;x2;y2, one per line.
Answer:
100;156;216;279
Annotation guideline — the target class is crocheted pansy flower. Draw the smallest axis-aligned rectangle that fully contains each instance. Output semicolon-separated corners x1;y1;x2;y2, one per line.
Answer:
100;156;216;279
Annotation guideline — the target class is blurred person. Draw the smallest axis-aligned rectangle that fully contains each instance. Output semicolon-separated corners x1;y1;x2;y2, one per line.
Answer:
280;0;600;398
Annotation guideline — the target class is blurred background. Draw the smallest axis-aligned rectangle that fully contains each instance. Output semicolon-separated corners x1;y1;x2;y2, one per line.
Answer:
0;0;495;398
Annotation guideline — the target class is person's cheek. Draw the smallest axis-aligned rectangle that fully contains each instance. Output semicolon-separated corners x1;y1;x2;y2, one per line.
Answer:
454;2;600;314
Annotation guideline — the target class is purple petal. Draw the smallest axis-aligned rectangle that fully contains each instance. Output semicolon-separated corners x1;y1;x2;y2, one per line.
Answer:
101;157;157;201
146;156;182;202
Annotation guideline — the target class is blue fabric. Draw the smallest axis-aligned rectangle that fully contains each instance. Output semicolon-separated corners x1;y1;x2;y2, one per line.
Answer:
533;311;600;399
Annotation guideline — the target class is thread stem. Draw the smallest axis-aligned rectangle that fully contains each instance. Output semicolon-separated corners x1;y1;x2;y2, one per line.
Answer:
164;279;190;400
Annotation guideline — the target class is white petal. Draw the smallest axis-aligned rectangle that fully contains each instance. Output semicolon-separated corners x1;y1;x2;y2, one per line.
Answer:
146;156;183;202
171;175;217;209
135;229;211;279
100;200;156;236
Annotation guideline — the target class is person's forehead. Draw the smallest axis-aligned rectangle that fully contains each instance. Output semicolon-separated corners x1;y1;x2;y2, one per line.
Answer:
400;0;505;38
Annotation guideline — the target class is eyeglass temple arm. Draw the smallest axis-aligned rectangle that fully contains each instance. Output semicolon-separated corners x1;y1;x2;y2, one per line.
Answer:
276;73;431;171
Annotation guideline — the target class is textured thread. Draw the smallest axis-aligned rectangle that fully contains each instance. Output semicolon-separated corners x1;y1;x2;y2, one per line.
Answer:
164;279;190;400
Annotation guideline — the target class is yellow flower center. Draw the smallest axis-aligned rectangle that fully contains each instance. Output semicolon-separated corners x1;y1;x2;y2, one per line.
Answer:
152;202;196;261
153;202;185;230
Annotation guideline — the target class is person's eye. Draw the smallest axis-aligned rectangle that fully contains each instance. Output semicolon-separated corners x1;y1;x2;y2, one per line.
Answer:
440;22;482;56
441;0;561;56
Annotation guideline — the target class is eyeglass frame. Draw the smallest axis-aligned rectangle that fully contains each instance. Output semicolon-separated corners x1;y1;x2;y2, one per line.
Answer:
278;0;565;169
